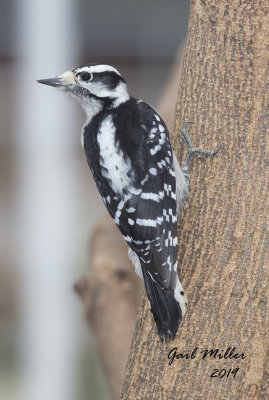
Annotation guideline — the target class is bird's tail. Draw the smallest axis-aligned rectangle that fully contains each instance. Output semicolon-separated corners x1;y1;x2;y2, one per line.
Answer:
142;268;187;342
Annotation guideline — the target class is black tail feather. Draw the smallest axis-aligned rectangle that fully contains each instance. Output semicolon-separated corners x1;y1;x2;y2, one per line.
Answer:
142;268;182;342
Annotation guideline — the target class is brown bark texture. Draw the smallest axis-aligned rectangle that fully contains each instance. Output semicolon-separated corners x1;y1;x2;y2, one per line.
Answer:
75;218;140;400
158;42;185;131
121;1;268;399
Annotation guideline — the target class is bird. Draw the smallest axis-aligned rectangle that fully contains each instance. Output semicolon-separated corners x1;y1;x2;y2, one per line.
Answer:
38;63;220;341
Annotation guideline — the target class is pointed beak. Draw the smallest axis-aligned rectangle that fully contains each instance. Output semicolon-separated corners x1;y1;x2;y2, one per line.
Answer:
37;70;76;89
37;78;65;87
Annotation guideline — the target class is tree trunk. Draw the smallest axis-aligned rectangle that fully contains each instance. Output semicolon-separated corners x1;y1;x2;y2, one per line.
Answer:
121;1;268;399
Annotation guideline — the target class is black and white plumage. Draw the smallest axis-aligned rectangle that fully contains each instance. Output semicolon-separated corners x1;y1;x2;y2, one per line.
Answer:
38;64;219;341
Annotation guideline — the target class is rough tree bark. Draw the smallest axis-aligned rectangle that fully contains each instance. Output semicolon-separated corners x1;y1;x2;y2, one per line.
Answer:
121;1;268;399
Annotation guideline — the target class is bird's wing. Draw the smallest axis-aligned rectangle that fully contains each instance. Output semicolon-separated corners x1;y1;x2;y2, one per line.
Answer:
106;100;179;291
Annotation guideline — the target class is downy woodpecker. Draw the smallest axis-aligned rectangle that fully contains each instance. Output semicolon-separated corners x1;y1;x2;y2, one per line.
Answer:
38;64;220;341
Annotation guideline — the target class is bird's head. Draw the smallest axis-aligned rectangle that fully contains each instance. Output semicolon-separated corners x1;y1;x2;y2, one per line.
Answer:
38;64;130;113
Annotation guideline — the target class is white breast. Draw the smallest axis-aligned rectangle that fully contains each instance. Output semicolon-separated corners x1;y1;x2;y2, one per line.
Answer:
97;115;133;194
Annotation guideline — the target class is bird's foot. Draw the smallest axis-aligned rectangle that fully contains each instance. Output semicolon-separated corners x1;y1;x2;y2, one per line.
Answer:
181;122;221;174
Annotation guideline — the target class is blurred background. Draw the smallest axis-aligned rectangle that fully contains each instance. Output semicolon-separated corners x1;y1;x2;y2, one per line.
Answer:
0;0;189;399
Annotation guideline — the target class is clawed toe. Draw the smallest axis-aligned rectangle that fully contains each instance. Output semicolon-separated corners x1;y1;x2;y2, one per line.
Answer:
180;123;220;173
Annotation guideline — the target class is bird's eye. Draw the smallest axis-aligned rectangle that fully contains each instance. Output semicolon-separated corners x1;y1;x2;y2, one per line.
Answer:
80;72;93;82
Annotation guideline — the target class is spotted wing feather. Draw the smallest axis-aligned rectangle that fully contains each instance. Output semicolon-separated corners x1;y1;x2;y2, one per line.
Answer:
105;100;179;292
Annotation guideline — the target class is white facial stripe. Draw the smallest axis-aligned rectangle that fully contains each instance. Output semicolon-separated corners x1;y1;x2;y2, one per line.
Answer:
77;65;121;76
111;81;130;106
59;70;75;84
79;79;129;105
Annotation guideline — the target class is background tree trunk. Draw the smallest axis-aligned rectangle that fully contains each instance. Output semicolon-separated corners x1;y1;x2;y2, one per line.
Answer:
75;219;140;400
121;1;268;399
